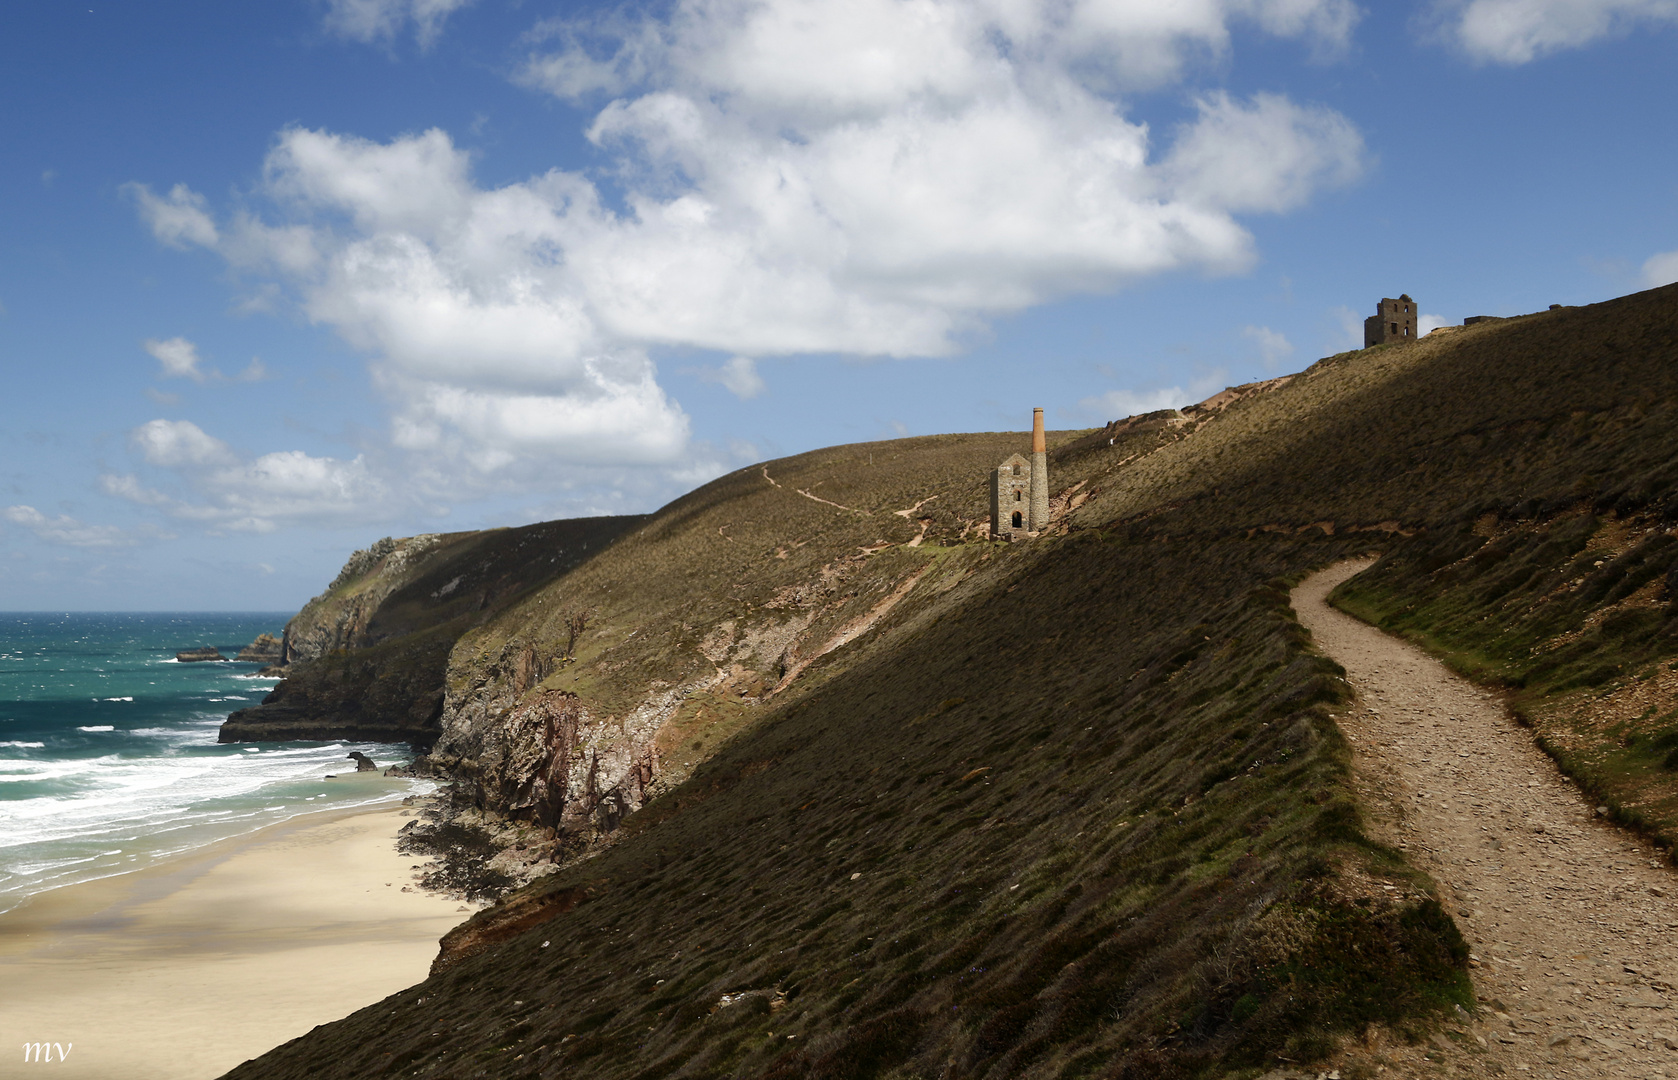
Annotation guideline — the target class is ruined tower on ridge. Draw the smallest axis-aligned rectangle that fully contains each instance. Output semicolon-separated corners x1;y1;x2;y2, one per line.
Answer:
1364;294;1418;347
990;407;1050;540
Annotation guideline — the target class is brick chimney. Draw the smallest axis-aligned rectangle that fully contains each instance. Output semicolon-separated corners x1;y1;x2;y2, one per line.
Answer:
1029;407;1049;531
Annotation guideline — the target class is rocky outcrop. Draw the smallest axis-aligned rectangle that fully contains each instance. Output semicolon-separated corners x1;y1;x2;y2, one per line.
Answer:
235;633;282;664
431;878;601;973
428;686;670;844
348;751;378;772
218;516;645;747
278;535;445;665
176;646;227;662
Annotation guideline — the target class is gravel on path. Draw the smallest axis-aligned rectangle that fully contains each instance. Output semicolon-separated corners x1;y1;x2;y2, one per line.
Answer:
1293;560;1678;1078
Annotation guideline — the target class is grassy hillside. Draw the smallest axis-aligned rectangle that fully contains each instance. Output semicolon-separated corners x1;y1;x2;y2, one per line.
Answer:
220;516;644;746
226;283;1678;1079
1323;285;1678;852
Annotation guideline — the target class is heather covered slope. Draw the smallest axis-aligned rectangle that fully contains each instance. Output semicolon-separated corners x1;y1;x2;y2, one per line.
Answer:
227;284;1678;1079
220;516;644;746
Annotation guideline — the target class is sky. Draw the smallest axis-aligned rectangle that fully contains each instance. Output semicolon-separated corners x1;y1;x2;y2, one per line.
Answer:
2;0;1677;610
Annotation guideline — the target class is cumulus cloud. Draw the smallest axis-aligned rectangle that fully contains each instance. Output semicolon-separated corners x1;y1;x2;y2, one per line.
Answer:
130;419;236;468
1163;93;1363;213
141;338;269;384
1328;304;1365;351
1419;312;1452;336
127;183;218;249
323;0;475;48
1079;369;1231;422
3;505;155;548
688;356;767;399
1241;324;1295;367
145;337;205;381
109;420;390;534
1442;0;1678;63
135;0;1366;514
1643;249;1678;288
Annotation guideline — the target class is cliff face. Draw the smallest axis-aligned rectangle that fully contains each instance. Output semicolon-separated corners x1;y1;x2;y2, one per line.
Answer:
423;432;1040;854
277;535;444;665
219;516;646;746
228;284;1678;1079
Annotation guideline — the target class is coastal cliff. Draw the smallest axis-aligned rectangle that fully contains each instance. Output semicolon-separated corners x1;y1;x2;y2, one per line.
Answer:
218;516;645;747
228;285;1678;1079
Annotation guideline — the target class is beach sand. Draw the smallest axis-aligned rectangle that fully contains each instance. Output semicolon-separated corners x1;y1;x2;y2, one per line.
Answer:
0;803;467;1079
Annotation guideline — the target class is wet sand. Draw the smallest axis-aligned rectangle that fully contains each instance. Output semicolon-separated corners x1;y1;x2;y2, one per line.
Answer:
0;806;466;1079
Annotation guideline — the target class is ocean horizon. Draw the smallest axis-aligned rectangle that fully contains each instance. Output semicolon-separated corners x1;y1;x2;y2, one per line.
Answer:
0;612;435;914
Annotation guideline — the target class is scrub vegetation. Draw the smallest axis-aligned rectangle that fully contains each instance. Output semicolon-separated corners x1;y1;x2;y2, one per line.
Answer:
227;283;1678;1079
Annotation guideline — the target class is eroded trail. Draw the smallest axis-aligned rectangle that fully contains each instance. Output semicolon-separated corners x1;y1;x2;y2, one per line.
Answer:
1294;561;1678;1078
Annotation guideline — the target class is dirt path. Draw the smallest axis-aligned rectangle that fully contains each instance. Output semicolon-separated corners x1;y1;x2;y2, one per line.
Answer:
1294;561;1678;1078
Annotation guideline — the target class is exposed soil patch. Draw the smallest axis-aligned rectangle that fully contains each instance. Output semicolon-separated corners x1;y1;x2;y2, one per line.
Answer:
1298;560;1678;1077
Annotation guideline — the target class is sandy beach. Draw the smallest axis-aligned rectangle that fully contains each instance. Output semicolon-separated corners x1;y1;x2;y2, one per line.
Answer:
0;800;466;1080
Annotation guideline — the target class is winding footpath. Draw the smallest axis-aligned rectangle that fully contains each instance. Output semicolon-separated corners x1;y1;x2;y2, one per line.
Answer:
1294;561;1678;1078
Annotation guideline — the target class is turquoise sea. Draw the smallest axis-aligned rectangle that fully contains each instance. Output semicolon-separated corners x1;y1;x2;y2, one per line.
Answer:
0;613;434;913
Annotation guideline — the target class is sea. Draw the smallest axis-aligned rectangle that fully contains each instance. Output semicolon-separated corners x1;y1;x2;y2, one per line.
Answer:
0;612;436;915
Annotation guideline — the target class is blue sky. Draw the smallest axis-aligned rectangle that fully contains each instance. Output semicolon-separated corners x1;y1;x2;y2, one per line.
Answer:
3;0;1677;610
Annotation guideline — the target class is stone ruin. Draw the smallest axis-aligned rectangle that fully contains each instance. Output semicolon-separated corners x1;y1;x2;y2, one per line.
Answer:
991;407;1049;540
1365;294;1418;347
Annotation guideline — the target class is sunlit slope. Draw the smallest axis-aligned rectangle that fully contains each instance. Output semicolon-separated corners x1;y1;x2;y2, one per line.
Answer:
425;432;1065;829
226;283;1678;1079
221;515;644;745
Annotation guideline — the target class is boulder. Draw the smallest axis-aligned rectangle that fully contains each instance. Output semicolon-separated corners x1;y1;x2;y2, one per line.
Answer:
348;751;378;772
176;646;228;663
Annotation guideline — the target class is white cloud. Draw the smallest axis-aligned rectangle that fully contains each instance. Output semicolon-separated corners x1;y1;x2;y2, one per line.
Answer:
127;183;218;249
136;0;1366;513
1328;304;1365;351
110;421;391;534
99;474;175;508
3;505;153;548
141;338;269;384
1079;368;1230;421
688;356;767;399
1419;312;1451;336
130;419;235;468
1241;324;1295;367
144;336;205;381
1443;0;1678;63
1081;386;1198;420
1163;92;1363;213
323;0;475;48
1643;249;1678;288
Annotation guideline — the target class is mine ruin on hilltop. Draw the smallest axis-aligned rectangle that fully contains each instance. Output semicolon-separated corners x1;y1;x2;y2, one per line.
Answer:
990;406;1049;539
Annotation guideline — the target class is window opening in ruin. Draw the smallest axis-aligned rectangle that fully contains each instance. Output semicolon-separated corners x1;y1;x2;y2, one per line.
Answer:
1012;511;1023;528
1390;323;1398;335
1015;491;1021;502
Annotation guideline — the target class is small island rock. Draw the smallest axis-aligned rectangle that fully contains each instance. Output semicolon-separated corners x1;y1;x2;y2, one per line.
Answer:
176;646;228;663
236;633;283;664
348;751;378;772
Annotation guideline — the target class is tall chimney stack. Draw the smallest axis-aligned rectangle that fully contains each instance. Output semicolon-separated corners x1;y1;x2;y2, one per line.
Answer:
1029;407;1048;531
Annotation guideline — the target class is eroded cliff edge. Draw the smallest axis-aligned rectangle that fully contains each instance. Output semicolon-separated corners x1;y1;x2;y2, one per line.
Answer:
218;516;645;747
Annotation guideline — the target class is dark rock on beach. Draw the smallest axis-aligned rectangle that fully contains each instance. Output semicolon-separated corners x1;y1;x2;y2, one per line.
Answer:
348;751;377;772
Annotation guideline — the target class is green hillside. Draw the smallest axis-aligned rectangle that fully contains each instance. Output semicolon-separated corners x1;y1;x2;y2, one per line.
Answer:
221;515;644;746
224;283;1678;1079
